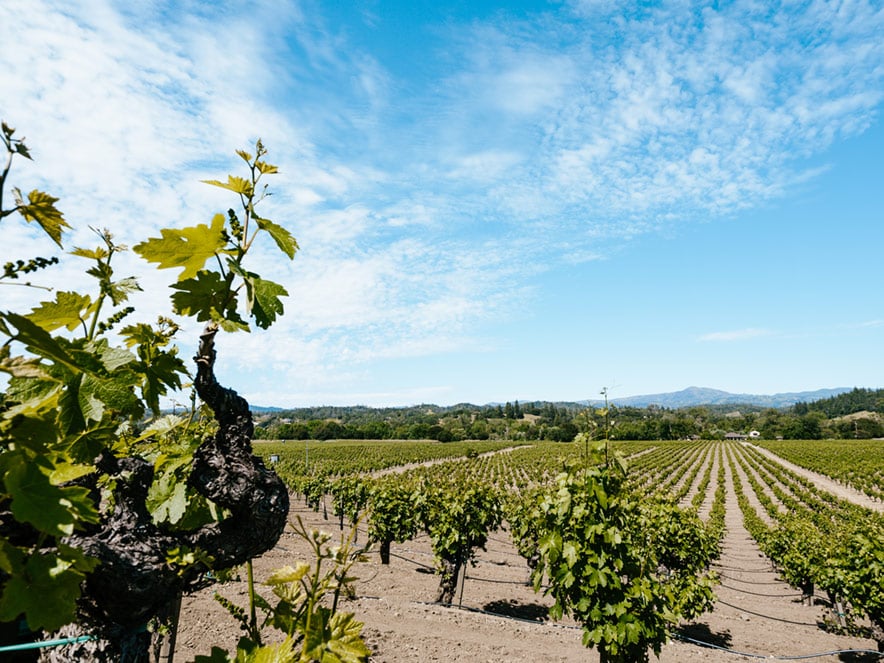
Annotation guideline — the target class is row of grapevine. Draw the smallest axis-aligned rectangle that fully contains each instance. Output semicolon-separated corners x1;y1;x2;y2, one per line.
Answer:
257;438;529;479
727;442;884;648
757;439;884;501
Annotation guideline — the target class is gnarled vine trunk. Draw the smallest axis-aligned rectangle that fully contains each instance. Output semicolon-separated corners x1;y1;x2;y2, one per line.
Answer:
40;325;289;662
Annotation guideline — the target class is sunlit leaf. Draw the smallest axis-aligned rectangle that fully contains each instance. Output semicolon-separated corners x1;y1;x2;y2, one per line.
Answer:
201;175;253;196
255;160;278;175
266;563;310;586
27;291;91;332
249;276;287;329
133;213;228;280
70;245;109;260
255;216;298;260
14;188;70;247
107;275;142;305
138;414;186;440
49;461;95;485
88;339;135;372
0;312;84;374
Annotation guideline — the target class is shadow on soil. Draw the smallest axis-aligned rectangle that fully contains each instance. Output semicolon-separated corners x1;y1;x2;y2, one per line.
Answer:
482;599;550;623
836;651;884;662
676;622;733;650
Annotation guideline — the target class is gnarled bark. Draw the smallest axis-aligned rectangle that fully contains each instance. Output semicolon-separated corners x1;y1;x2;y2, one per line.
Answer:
41;324;289;662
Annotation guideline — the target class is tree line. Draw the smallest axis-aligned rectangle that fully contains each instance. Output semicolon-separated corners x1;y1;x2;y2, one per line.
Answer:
254;391;884;442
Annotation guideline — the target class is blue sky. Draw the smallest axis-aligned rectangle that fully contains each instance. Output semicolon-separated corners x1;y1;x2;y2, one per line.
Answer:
2;0;883;407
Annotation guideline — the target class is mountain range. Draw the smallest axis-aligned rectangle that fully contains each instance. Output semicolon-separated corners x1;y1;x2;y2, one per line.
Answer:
252;386;855;412
583;386;853;409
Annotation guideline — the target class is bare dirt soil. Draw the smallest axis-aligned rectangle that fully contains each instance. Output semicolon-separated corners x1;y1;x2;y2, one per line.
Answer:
174;445;882;662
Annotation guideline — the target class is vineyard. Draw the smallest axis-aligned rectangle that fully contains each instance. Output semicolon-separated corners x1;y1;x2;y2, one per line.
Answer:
174;438;884;662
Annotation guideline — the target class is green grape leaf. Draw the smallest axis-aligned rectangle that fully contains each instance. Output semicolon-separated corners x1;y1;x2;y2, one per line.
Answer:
14;141;33;160
137;350;187;415
218;315;250;333
235;149;253;163
133;214;227;280
27;291;92;332
77;375;107;423
89;339;135;372
70;245;109;260
138;414;186;440
4;453;99;535
201;175;253;196
225;261;287;329
13;188;70;247
106;276;142;305
49;461;95;485
0;551;86;631
84;370;144;420
0;539;24;576
266;563;311;586
249;276;288;330
169;269;230;320
242;639;297;663
255;216;298;260
0;403;58;454
0;312;83;374
63;424;118;463
302;609;370;663
58;375;86;435
254;160;278;175
147;476;189;525
0;345;49;379
169;270;249;331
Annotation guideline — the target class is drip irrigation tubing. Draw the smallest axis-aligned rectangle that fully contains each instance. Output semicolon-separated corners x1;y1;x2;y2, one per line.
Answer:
718;582;803;598
713;563;776;573
715;599;819;626
386;551;552;589
0;635;94;653
718;573;786;585
672;634;883;660
411;600;883;660
388;550;436;571
411;600;580;631
463;573;529;586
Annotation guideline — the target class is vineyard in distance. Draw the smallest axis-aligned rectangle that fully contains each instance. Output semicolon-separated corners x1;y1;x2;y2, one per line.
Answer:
174;405;884;662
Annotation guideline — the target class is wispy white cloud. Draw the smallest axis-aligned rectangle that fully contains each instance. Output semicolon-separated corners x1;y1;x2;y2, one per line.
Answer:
841;320;884;330
698;328;774;343
429;0;884;232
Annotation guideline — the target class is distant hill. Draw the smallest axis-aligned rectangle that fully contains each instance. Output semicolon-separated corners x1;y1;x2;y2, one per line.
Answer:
250;405;284;413
583;386;853;409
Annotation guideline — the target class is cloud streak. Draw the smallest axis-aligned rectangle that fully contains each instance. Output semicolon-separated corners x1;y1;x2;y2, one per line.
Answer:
697;329;773;343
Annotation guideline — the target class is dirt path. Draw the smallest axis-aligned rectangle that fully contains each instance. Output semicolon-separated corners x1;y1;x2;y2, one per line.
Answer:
174;442;882;662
